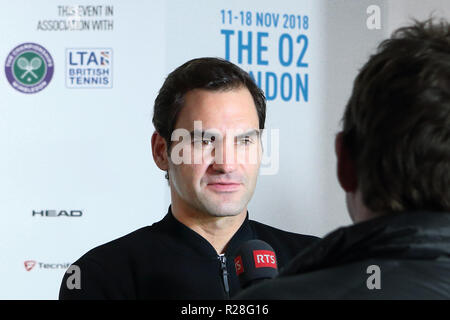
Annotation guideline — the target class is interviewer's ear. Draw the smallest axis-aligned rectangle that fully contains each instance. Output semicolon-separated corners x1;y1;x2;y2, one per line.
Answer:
335;132;358;192
151;131;169;171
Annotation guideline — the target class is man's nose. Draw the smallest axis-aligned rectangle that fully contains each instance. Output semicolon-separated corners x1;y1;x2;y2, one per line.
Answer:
211;139;237;173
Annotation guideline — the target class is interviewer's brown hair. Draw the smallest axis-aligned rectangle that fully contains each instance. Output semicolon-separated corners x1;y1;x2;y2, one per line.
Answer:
342;18;450;213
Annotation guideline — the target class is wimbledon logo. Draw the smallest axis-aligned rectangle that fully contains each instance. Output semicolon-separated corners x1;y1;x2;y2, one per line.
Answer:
4;43;54;94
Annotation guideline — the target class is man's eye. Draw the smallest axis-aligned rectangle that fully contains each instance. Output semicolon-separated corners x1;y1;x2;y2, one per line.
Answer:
237;137;252;145
192;139;212;145
193;135;216;146
202;139;214;145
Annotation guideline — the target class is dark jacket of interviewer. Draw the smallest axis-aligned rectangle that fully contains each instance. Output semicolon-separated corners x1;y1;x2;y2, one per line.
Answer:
235;211;450;299
59;206;318;300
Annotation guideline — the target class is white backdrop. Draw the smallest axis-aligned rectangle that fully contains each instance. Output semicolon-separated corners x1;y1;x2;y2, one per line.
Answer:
0;0;449;299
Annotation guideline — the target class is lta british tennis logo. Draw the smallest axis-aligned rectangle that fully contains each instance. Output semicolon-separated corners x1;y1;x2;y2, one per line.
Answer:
4;43;54;94
66;48;113;88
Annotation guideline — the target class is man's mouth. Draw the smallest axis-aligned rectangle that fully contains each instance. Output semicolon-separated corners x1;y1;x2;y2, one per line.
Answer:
206;182;242;192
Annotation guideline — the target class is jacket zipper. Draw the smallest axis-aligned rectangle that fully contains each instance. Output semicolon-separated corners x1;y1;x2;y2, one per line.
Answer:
218;255;230;299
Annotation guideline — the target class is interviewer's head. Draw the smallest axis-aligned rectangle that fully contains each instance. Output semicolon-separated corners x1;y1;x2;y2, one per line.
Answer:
335;18;450;222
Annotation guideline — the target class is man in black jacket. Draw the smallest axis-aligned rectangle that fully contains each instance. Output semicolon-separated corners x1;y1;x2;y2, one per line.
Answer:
59;58;318;299
236;19;450;299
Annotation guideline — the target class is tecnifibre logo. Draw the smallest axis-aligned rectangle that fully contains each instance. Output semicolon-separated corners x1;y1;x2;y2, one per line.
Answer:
24;260;71;272
24;260;36;271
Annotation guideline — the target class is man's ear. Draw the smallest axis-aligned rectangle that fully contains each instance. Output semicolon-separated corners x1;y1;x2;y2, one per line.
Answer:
151;131;169;171
335;132;358;192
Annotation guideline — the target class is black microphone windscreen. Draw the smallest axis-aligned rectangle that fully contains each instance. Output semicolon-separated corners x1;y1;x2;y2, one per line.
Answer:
234;239;278;289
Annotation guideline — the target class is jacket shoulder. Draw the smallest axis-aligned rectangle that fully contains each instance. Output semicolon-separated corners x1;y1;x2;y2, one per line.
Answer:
237;258;450;299
81;226;155;262
248;220;319;267
249;219;319;245
59;226;157;299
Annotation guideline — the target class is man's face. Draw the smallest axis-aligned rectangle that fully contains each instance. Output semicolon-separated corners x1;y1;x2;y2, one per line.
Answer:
168;87;262;217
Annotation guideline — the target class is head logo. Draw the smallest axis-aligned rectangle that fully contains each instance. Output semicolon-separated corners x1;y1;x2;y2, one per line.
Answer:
5;43;54;94
24;260;36;271
32;210;83;217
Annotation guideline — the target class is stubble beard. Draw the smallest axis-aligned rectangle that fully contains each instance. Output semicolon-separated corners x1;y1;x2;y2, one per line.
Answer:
194;182;256;218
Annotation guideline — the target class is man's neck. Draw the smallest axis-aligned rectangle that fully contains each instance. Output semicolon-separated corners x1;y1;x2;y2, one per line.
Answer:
171;201;247;255
348;189;384;223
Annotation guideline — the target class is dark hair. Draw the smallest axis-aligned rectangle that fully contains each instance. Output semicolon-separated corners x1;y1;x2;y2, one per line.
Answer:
342;18;450;213
153;57;266;147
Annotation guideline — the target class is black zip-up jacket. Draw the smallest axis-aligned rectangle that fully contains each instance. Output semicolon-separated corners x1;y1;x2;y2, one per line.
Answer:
59;207;318;299
235;211;450;299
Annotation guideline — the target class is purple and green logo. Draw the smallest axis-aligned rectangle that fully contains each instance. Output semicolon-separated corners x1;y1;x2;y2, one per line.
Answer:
5;43;54;94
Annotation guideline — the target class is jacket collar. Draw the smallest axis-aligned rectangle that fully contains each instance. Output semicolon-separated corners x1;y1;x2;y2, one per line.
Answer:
282;211;450;276
153;206;255;258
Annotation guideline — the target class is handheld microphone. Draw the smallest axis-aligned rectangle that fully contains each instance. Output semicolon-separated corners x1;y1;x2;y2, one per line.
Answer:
234;240;278;289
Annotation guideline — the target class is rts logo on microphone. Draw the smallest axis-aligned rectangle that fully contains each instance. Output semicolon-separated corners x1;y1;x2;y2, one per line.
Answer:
234;256;244;275
253;250;277;268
